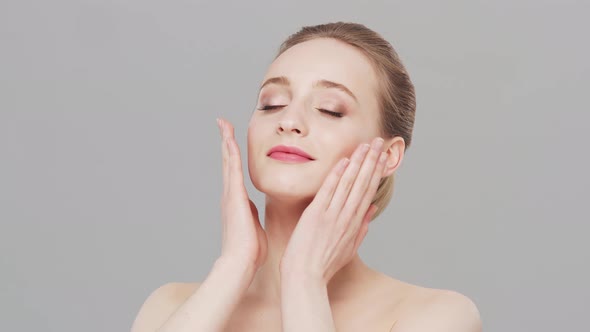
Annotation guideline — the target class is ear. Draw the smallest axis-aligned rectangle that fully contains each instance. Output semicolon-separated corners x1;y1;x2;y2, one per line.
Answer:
381;136;405;178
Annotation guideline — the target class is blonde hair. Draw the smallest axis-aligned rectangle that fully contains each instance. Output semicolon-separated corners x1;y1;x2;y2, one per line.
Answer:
276;22;416;220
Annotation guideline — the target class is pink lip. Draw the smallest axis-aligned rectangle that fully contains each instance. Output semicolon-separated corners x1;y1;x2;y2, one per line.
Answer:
267;145;315;162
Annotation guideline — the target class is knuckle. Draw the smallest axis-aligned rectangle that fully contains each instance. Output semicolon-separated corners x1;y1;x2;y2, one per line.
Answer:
352;206;361;218
341;176;354;192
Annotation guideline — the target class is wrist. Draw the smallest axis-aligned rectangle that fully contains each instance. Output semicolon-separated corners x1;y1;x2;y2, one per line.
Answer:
280;268;327;289
214;256;257;281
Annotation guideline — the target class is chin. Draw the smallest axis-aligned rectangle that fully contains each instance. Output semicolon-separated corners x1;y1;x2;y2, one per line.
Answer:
250;169;319;202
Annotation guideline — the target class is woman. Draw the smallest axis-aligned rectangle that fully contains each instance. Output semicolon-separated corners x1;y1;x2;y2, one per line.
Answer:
131;22;482;332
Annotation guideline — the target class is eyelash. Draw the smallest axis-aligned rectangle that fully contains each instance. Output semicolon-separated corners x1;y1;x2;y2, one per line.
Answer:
257;105;343;118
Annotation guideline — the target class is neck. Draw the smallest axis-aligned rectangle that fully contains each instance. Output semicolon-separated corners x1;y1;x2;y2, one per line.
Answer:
247;195;376;306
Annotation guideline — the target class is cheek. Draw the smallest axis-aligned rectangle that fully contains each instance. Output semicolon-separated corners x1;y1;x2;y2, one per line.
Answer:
341;142;360;159
322;134;363;163
247;128;261;171
247;120;264;152
246;120;272;188
332;125;376;161
311;141;360;190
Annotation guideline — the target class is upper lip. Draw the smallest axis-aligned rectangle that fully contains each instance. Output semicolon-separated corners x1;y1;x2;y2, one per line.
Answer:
267;145;315;160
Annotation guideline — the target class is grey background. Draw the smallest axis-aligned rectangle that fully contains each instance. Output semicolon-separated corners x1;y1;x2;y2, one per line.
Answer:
1;0;588;331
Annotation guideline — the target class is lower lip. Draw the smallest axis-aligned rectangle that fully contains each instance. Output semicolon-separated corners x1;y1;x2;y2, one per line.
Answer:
268;152;313;163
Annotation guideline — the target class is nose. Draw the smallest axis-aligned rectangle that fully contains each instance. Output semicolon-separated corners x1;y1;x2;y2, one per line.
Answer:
276;107;307;136
277;119;302;135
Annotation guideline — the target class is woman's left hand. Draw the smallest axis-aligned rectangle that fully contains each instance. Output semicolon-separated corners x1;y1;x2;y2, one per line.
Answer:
279;137;388;284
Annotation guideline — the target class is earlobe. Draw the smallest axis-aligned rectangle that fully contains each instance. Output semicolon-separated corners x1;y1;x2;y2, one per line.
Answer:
382;137;404;178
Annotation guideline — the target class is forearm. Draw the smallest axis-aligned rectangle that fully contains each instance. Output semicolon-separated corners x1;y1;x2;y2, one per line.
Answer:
158;257;255;332
280;273;336;332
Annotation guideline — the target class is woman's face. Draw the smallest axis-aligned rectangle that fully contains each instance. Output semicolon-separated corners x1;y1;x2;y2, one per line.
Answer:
247;38;383;201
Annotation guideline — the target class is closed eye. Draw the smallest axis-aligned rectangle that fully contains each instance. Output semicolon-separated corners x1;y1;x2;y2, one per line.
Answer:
317;108;343;118
257;105;286;111
257;105;343;118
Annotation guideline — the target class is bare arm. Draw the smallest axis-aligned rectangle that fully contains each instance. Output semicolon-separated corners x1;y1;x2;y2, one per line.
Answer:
132;118;266;332
279;138;386;332
131;258;255;332
280;273;336;332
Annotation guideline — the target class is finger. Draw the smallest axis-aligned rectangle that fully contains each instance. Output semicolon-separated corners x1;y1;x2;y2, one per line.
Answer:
338;137;384;224
327;142;371;215
352;204;377;252
354;151;388;227
312;157;351;209
224;120;247;200
218;118;231;196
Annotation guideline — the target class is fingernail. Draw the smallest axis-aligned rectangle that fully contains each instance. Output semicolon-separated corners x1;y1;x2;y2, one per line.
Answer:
372;137;384;151
379;152;387;163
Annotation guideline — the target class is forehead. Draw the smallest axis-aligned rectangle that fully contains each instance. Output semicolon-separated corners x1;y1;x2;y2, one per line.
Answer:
263;38;379;105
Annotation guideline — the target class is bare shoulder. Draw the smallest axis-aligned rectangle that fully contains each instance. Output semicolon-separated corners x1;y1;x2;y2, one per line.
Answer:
130;282;201;332
390;283;482;332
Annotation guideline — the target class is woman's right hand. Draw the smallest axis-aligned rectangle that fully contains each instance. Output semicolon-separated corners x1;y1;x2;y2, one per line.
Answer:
216;118;268;271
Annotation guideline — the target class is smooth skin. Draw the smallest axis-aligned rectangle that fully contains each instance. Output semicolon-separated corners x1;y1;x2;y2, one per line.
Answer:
131;38;482;332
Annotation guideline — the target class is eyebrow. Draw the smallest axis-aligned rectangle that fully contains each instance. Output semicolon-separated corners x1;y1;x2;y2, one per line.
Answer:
259;76;358;103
